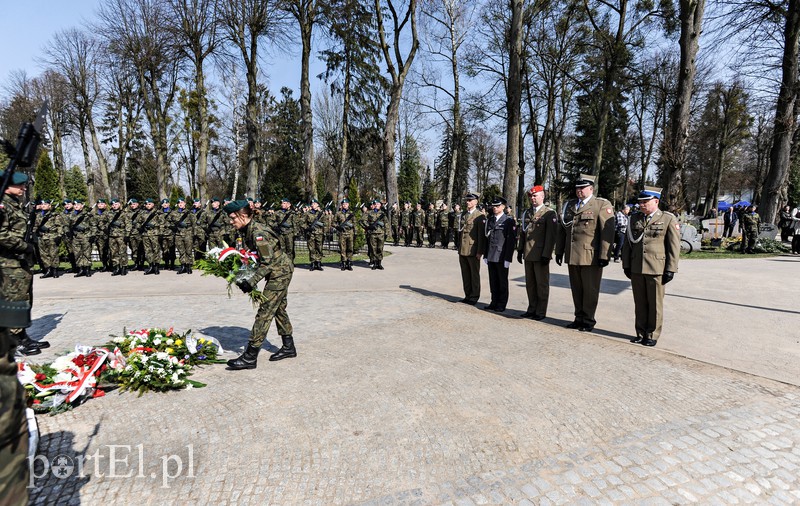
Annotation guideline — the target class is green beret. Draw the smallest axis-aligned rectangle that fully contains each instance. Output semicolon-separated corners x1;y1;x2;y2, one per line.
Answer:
211;197;220;202
193;198;201;203
0;170;28;185
281;198;290;203
73;199;84;204
161;198;169;204
145;198;155;203
128;198;139;204
223;199;249;214
341;198;349;204
63;199;72;205
97;198;107;204
110;198;119;204
310;198;319;204
246;197;254;202
177;197;186;203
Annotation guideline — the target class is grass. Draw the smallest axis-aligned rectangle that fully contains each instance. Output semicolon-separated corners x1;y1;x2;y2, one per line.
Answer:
681;249;781;260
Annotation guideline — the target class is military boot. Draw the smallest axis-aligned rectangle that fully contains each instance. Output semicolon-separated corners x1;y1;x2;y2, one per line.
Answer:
52;267;61;278
16;341;41;356
20;333;50;350
75;267;86;278
121;267;128;276
176;264;186;274
269;335;297;361
346;261;353;271
144;265;155;275
185;264;192;274
316;261;323;271
111;267;122;276
154;264;160;275
86;267;93;277
376;260;384;270
341;261;346;271
40;268;54;279
227;343;261;370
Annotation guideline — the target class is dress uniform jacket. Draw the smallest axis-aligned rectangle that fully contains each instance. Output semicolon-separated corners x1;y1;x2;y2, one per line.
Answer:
518;205;558;317
556;195;615;265
458;209;486;303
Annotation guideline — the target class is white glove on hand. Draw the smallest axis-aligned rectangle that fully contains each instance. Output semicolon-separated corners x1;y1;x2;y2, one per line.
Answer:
503;260;510;268
483;258;488;265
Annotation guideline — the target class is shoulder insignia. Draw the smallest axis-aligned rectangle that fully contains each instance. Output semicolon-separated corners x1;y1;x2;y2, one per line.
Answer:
256;235;264;241
606;208;613;214
674;223;680;231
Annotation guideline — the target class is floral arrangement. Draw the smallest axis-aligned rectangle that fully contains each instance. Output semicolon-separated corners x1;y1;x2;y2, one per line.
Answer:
18;327;225;415
194;246;267;306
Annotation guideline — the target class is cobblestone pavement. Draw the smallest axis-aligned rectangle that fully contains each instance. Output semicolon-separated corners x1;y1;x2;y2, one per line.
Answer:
25;248;800;504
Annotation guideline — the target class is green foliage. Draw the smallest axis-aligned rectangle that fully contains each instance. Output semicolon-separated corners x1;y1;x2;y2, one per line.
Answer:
481;184;503;206
0;149;9;169
724;237;790;254
421;168;436;204
64;166;88;201
33;152;61;201
398;134;422;204
260;87;304;203
168;186;184;207
788;157;800;207
432;126;470;204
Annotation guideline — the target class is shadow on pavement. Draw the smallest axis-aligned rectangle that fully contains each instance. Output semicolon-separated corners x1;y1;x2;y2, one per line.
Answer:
29;313;65;340
199;326;279;353
30;426;94;503
399;285;462;303
666;293;800;315
513;273;630;295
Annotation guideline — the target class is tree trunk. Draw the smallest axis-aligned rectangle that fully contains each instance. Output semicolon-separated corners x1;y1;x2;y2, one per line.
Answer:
337;58;352;198
300;18;317;199
196;62;210;201
383;88;402;206
662;0;706;211
78;118;95;203
761;0;800;224
87;114;111;199
244;32;260;199
503;0;524;201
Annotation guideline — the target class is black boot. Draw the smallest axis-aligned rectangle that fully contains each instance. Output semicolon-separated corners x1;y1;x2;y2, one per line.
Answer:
111;267;121;276
227;343;261;370
371;261;377;270
377;260;384;270
40;267;53;279
176;264;186;274
341;261;346;271
185;264;192;274
16;340;41;356
154;264;160;275
121;267;128;276
144;265;155;275
317;261;323;271
347;261;353;271
20;333;50;350
75;267;86;278
52;267;60;278
269;335;297;361
86;267;93;277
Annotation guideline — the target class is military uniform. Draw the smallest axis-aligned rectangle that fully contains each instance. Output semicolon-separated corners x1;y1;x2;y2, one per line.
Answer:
425;205;437;247
400;203;412;246
171;200;197;274
106;201;130;275
191;199;207;260
57;201;77;272
35;202;61;278
335;201;356;270
159;200;176;269
139;200;163;274
741;207;761;254
458;194;486;304
225;200;295;370
91;200;111;271
363;203;387;269
438;206;451;249
389;204;400;246
622;187;681;345
269;202;296;260
304;202;326;270
126;201;145;270
412;205;425;247
555;174;615;331
517;188;557;320
483;198;516;312
205;200;228;249
69;203;94;277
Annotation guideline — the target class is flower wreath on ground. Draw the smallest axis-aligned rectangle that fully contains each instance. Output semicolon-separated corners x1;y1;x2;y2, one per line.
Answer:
194;245;268;307
17;327;226;415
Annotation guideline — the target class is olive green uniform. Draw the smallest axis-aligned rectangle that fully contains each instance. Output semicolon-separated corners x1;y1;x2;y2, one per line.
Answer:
400;207;412;246
191;207;207;259
517;205;557;318
57;209;77;271
126;206;144;269
139;208;163;267
335;208;356;263
458;208;486;303
91;209;111;270
425;207;437;247
741;211;761;253
205;208;228;249
555;195;616;329
69;209;94;268
622;210;681;342
35;209;61;271
363;208;387;264
106;209;130;270
171;208;197;267
304;209;326;262
412;208;425;246
159;208;176;268
269;209;296;260
438;209;450;249
0;195;32;505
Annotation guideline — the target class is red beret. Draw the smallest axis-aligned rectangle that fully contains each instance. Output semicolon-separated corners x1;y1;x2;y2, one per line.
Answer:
530;185;545;194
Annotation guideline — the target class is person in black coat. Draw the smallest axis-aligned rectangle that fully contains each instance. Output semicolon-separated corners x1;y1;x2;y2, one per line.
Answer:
482;196;517;312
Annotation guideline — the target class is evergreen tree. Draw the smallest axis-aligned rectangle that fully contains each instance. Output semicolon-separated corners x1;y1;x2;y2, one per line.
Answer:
421;167;436;204
33;152;61;201
260;87;304;203
64;166;88;201
397;134;422;203
433;126;470;204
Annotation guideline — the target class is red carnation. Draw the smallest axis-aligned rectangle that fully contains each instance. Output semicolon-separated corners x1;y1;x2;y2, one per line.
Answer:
34;373;47;381
32;399;41;405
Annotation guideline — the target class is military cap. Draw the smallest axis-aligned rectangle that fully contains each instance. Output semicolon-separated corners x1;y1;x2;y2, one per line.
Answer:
110;198;119;204
246;197;254;202
129;198;139;204
177;197;186;203
489;196;507;207
97;198;107;204
73;199;84;204
40;199;52;204
529;185;545;194
63;199;72;205
341;198;349;204
161;198;170;204
0;170;28;185
637;186;661;201
575;173;596;188
193;198;200;203
145;198;155;203
280;198;290;203
310;198;319;204
211;197;220;202
254;198;261;203
223;199;249;214
464;192;479;201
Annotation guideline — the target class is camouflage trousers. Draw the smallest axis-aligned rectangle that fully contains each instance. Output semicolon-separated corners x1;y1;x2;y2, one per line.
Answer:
339;231;354;261
94;238;109;267
129;236;143;265
0;263;32;344
0;328;29;506
741;230;758;252
108;236;128;268
278;233;295;260
38;237;60;268
193;234;207;260
250;284;292;347
368;233;384;261
160;236;175;264
207;231;226;249
143;236;161;265
174;233;193;265
308;232;324;262
72;236;93;267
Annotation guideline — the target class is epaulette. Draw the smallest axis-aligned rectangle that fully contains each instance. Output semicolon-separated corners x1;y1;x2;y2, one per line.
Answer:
662;211;676;218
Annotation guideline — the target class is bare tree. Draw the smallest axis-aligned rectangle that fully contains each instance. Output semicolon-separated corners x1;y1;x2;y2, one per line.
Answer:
374;0;420;207
33;71;71;197
167;0;221;200
504;0;524;204
219;0;289;198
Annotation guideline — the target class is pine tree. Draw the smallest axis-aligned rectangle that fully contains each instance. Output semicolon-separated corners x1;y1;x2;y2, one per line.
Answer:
33;152;61;201
260;87;304;203
64;166;88;201
397;134;422;203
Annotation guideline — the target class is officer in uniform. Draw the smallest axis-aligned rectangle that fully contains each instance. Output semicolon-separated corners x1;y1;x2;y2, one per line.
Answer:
159;198;176;269
622;187;680;346
389;202;400;246
126;199;144;270
363;199;387;270
516;186;557;320
555;174;615;332
400;201;412;246
58;199;78;272
425;202;437;247
741;205;761;254
335;198;355;270
304;199;326;270
452;204;462;248
35;199;61;278
224;200;296;369
172;197;196;274
140;198;163;274
191;198;207;259
457;193;486;305
205;198;227;249
70;200;94;277
106;198;130;276
269;198;296;259
438;203;451;249
0;169;32;506
412;203;425;247
483;196;516;312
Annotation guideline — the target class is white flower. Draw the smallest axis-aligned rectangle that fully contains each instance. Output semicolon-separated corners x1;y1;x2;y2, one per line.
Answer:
53;372;76;383
52;354;77;372
153;338;162;346
16;363;35;385
185;383;193;390
166;339;174;346
148;365;154;372
113;337;126;344
143;375;151;382
155;352;169;361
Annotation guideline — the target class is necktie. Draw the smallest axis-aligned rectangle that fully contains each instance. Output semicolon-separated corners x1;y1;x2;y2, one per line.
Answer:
576;201;583;212
645;214;651;226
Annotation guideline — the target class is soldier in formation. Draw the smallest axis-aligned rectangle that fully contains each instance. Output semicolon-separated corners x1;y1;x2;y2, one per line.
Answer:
335;198;355;270
425;203;437;247
305;199;326;271
457;193;486;305
106;198;130;276
171;197;196;274
35;199;61;278
400;201;412;246
516;186;557;320
362;199;387;270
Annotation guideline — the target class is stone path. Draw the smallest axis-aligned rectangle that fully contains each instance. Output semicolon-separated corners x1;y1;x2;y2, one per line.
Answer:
24;247;800;504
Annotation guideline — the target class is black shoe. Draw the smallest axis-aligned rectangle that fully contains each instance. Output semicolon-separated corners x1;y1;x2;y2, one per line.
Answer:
227;343;261;370
579;326;594;333
74;268;86;278
21;334;50;349
462;299;478;305
144;266;155;275
121;267;128;276
493;307;506;312
154;264;160;275
520;311;536;318
310;263;316;271
566;321;581;329
376;260;384;270
17;342;41;356
86;267;93;277
269;335;297;361
52;268;61;278
641;338;657;347
531;315;546;321
185;265;192;274
630;335;644;344
111;267;121;276
346;261;353;271
40;268;54;279
176;265;186;274
317;261;323;271
341;262;346;271
483;304;497;311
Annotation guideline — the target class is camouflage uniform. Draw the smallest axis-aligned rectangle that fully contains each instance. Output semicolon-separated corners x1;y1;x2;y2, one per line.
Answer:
91;204;111;271
304;205;326;268
363;205;387;269
191;201;207;260
425;205;437;247
400;203;412;246
125;202;144;270
106;204;130;274
741;209;761;254
412;205;425;247
69;206;94;274
269;206;296;260
205;204;228;249
335;204;356;268
159;203;176;269
139;203;163;272
35;205;61;275
438;206;450;249
57;202;77;271
171;203;196;272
